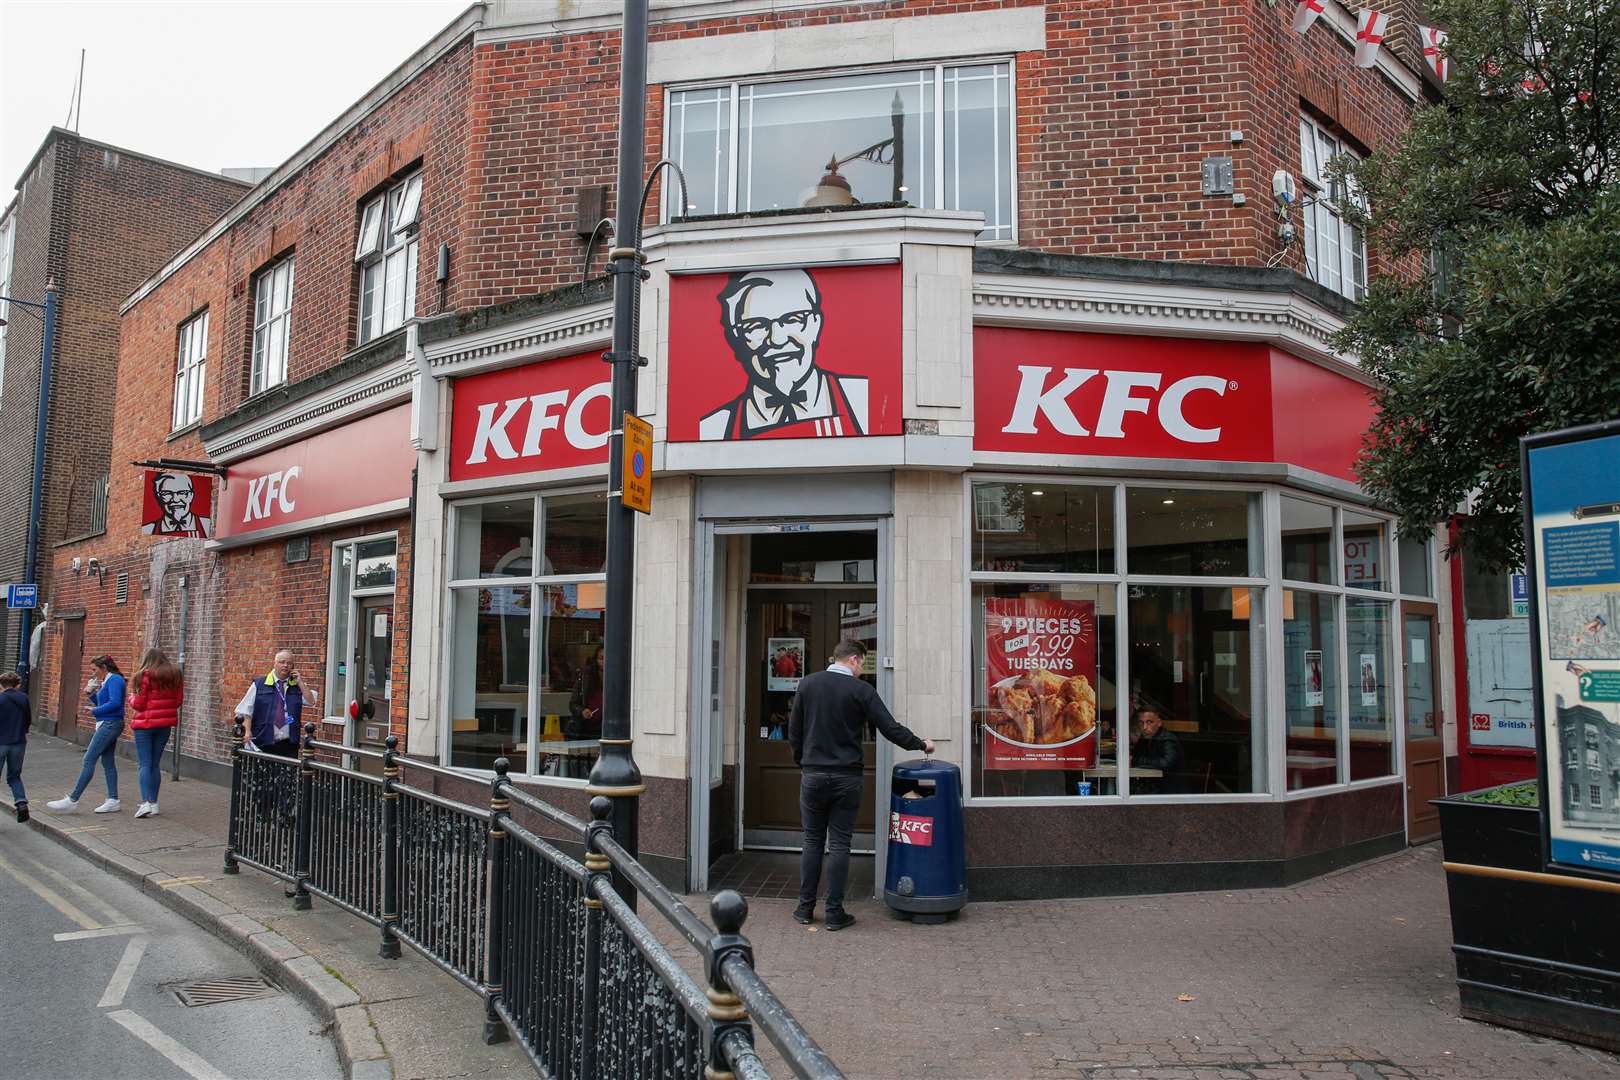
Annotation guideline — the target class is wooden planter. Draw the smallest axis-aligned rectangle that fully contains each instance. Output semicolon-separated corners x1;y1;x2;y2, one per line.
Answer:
1435;786;1620;1053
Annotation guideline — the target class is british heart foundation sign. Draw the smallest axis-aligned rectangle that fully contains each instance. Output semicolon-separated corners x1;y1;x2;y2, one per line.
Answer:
983;598;1099;770
666;264;902;442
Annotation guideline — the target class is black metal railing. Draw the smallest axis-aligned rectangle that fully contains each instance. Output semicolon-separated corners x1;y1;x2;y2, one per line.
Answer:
224;722;843;1080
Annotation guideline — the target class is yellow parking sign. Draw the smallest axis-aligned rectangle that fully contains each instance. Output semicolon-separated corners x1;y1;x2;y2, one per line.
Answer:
622;412;653;514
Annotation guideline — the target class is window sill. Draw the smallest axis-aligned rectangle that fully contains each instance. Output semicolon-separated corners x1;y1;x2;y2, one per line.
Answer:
167;420;203;442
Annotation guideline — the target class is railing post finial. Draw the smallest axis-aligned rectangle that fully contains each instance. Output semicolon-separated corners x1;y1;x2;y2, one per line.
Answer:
705;889;755;1080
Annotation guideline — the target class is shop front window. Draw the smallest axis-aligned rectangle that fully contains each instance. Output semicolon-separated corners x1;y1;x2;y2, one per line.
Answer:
446;492;607;778
1347;597;1396;780
1284;589;1341;789
967;479;1402;802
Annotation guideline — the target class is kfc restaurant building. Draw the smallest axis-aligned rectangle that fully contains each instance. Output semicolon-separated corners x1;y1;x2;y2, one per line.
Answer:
406;208;1456;898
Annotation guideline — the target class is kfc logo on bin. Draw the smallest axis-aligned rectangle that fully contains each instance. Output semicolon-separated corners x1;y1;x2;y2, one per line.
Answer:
889;812;934;846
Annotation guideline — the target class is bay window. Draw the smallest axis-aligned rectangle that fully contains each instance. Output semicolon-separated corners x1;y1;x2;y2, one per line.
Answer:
667;61;1014;240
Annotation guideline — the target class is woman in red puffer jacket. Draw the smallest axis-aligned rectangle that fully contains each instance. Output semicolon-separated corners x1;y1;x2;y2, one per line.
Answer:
129;648;183;819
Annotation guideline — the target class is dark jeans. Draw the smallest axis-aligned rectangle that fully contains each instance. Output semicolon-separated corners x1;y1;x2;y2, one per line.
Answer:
798;770;863;912
71;721;122;801
0;741;24;802
134;727;171;803
260;739;298;759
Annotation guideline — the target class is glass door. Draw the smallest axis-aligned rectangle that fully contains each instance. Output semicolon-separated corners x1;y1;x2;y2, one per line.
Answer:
1403;604;1444;842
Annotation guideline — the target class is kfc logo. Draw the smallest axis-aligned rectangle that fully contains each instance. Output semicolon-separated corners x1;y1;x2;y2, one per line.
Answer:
141;470;213;538
1003;366;1231;444
700;268;867;440
667;264;901;442
449;352;615;481
889;812;934;846
242;467;300;524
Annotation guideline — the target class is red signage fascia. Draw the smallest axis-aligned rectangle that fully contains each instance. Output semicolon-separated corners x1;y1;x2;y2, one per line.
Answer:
973;328;1372;481
665;264;903;443
448;350;612;481
215;404;414;541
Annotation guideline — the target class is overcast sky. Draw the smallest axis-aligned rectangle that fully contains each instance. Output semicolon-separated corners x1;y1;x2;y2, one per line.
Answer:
2;0;470;191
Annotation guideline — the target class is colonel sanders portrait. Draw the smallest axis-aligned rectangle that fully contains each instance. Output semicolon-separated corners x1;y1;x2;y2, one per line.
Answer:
697;268;868;441
141;471;212;538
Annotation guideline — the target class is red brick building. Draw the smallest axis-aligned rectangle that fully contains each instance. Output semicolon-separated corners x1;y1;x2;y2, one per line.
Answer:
47;1;1451;896
0;129;248;718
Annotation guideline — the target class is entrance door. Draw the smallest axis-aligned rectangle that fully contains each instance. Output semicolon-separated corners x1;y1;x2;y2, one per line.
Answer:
352;598;393;758
55;617;84;740
1403;604;1444;843
742;588;879;848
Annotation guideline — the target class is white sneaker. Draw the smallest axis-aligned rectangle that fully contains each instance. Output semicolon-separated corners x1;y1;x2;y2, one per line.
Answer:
46;797;79;813
134;802;152;819
146;802;159;817
93;799;122;814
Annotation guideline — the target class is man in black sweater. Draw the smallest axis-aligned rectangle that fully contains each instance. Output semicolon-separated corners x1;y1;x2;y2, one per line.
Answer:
788;639;933;930
0;671;31;823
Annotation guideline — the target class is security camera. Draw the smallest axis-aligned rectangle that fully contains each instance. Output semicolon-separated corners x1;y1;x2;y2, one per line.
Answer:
1272;169;1297;207
87;557;101;572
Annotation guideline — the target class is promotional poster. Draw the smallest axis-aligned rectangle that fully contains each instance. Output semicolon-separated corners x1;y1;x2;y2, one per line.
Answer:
982;597;1098;770
1526;428;1620;876
767;638;805;692
665;265;903;442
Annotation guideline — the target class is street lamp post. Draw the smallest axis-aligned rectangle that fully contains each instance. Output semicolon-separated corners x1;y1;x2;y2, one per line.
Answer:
587;0;650;903
0;285;58;695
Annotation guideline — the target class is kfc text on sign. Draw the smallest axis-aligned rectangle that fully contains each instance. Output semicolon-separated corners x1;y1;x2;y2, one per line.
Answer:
464;383;611;466
242;466;300;524
1002;366;1233;444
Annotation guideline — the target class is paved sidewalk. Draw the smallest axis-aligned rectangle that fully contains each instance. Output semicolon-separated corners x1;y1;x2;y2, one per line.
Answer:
3;733;529;1080
8;731;1620;1080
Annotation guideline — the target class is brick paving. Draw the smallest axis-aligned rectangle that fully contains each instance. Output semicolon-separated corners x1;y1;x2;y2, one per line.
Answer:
720;846;1620;1080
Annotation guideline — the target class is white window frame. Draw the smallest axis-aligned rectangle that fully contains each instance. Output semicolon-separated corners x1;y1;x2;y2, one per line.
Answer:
250;255;295;395
663;59;1018;242
356;171;422;345
172;310;209;431
325;532;400;724
962;476;1406;808
1299;113;1367;301
443;486;608;783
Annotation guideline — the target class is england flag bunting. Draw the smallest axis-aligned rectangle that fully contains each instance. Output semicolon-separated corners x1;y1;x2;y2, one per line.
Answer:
1292;0;1326;33
1419;24;1449;81
1355;8;1390;68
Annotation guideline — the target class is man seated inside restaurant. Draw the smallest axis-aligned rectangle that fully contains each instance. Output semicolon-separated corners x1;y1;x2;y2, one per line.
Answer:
1130;705;1185;794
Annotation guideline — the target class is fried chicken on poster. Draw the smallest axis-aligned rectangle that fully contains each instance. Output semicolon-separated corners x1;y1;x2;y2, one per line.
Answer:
992;669;1097;744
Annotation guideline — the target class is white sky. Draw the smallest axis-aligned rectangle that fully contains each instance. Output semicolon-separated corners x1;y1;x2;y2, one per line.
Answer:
2;0;471;191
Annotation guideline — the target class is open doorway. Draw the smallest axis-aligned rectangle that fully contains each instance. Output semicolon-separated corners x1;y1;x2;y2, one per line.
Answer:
690;522;890;893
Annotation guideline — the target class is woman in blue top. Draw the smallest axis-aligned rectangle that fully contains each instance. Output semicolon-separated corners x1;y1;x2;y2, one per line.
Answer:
47;654;126;814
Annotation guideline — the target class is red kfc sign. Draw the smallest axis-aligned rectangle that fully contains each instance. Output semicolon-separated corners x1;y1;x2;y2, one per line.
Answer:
449;351;611;481
141;470;214;538
974;328;1373;480
666;265;902;442
889;812;934;846
215;404;414;542
983;597;1099;770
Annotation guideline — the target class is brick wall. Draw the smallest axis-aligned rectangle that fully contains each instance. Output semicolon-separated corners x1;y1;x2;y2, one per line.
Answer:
0;131;246;669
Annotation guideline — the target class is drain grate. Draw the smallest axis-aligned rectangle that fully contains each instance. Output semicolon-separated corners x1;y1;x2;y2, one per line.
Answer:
171;975;279;1007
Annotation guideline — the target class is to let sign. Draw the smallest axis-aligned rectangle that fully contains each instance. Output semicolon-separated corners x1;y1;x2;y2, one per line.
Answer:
621;412;653;514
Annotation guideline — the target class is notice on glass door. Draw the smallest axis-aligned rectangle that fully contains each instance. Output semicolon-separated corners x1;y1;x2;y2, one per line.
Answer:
983;597;1098;770
766;638;805;692
1305;649;1324;707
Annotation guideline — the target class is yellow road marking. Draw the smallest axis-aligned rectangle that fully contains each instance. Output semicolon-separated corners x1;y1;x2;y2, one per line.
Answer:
0;851;101;930
154;876;210;889
62;825;109;835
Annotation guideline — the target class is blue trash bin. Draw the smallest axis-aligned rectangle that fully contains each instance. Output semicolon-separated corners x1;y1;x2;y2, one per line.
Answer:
883;757;966;923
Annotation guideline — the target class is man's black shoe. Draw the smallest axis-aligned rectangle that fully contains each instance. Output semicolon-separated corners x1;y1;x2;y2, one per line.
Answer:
15;801;28;824
792;904;815;925
824;910;856;932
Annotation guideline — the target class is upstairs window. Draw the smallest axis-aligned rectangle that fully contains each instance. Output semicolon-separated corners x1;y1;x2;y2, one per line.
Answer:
1299;114;1367;301
666;62;1015;241
173;310;208;429
356;171;421;344
251;255;295;395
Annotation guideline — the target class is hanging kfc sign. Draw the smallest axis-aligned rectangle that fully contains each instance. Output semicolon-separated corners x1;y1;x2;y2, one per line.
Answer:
666;264;902;442
141;470;214;538
449;351;612;481
215;404;415;542
983;597;1099;770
